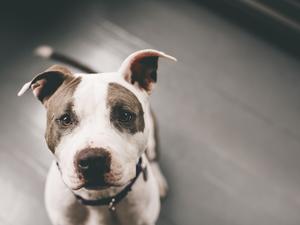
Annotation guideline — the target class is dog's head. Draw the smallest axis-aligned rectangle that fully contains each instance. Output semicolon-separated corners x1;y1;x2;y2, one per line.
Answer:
18;49;176;191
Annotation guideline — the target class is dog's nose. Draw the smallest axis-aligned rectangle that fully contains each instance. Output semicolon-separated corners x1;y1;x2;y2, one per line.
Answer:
75;148;111;183
78;155;107;172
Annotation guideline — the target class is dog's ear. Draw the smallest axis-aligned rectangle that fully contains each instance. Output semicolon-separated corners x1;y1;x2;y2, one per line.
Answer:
18;65;73;103
118;49;176;94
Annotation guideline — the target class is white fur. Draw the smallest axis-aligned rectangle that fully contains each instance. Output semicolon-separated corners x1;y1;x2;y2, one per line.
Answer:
46;72;161;225
56;73;150;190
41;49;175;225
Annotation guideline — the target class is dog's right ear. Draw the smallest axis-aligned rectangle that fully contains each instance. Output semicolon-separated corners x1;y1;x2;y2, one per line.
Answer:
17;65;73;104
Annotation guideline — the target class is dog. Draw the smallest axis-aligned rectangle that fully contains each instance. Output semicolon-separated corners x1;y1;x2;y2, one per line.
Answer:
18;48;176;225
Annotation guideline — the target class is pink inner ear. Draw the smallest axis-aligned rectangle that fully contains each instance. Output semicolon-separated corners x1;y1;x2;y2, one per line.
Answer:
129;56;158;93
119;49;176;94
31;79;47;98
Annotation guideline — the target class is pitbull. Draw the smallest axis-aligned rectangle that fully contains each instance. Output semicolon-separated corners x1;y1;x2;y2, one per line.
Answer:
18;49;176;225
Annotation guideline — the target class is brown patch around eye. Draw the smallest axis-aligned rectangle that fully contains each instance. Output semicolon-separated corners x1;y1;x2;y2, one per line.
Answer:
45;76;81;153
107;82;144;134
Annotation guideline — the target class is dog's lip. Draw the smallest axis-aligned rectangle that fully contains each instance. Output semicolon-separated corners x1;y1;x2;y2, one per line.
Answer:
70;180;123;191
71;183;86;191
71;183;109;191
71;181;119;190
84;180;124;190
84;184;110;190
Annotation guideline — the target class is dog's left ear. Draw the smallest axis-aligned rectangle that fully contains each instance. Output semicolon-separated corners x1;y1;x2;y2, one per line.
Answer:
17;65;73;103
119;49;176;94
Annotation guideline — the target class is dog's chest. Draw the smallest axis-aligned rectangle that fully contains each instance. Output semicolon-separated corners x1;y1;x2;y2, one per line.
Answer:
79;206;122;225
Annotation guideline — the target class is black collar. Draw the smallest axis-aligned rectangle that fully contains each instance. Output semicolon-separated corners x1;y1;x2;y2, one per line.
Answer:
70;157;148;211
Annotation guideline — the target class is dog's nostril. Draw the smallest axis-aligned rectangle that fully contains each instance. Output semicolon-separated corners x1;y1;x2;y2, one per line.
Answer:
77;155;109;174
78;159;89;170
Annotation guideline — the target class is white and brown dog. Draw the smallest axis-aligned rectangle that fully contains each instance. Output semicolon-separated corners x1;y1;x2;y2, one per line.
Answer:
18;48;176;225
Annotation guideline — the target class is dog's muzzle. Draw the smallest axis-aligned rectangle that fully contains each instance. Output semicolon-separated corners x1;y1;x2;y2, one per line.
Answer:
57;157;148;211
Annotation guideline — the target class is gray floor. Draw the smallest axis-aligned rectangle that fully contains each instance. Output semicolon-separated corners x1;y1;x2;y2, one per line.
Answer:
1;1;300;225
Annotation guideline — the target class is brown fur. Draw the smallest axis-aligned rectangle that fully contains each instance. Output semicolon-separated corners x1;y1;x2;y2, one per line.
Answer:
130;56;158;92
45;76;82;152
107;82;145;134
30;65;74;103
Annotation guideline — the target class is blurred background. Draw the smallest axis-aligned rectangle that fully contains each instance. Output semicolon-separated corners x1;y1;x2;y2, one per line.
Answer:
0;0;300;225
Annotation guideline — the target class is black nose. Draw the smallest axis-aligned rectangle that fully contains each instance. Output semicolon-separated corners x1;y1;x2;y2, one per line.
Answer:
76;148;111;183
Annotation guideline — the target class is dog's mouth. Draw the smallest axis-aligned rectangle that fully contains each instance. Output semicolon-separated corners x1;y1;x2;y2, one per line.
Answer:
84;181;110;190
71;179;120;191
71;182;109;191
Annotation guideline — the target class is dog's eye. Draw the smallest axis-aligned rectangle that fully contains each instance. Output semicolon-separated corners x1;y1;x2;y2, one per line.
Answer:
117;109;134;123
58;113;73;126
